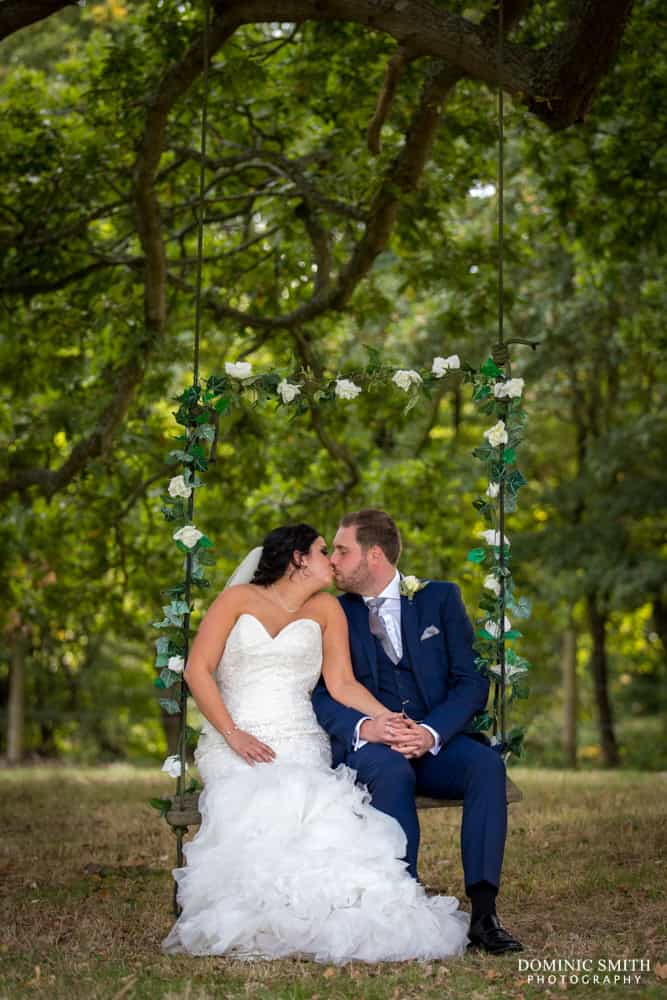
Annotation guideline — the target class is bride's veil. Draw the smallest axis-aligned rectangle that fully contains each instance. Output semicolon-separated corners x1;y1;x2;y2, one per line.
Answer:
224;546;263;589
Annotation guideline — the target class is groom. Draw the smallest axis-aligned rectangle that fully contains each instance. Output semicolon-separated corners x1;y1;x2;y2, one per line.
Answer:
312;508;523;954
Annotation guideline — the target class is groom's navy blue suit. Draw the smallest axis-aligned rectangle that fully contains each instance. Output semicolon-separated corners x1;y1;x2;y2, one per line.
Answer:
312;582;508;888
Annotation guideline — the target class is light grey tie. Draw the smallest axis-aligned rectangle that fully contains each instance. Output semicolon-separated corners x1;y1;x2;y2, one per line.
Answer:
367;597;399;665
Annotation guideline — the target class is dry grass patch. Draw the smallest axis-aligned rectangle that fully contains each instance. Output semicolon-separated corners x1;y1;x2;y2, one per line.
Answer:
1;765;665;999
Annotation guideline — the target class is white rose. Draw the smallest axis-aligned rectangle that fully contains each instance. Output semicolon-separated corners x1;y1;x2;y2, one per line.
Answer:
486;482;500;498
334;378;362;400
173;524;203;549
494;378;524;399
277;379;301;404
485;616;512;639
161;754;186;779
431;355;460;377
392;369;423;392
480;529;510;548
484;420;508;447
225;361;253;379
399;575;428;601
483;574;501;596
167;655;185;674
168;475;192;500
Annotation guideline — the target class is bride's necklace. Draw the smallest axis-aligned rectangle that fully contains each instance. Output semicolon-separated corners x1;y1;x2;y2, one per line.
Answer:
268;585;301;614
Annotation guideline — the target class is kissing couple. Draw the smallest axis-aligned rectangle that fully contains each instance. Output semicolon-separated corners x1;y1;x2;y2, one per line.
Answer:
163;508;523;962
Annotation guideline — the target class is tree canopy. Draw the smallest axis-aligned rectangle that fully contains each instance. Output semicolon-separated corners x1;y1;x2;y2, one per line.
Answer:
1;0;664;769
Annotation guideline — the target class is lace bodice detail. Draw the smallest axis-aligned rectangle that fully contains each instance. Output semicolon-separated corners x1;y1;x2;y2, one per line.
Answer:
196;614;332;775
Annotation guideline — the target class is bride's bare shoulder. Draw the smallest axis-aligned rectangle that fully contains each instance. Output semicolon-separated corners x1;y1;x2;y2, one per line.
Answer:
208;583;256;613
307;592;342;617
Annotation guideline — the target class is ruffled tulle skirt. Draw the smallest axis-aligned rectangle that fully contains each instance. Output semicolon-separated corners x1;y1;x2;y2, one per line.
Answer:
162;758;470;963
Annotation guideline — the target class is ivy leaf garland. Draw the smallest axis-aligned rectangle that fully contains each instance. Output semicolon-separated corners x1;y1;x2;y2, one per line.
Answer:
464;358;532;759
150;352;531;816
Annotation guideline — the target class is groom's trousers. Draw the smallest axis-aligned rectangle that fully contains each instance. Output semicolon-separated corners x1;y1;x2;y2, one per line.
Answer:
346;733;507;886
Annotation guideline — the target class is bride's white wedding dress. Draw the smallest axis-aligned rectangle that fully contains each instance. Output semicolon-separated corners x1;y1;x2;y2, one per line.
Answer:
162;613;470;963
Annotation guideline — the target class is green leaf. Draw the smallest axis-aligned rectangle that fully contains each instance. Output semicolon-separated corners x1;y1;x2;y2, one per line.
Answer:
167;449;194;464
512;596;532;619
471;711;494;732
506;727;525;758
480;358;503;377
153;677;166;689
467;547;486;563
476;628;495;641
185;725;200;749
472;384;491;401
504;629;523;639
196;423;216;442
151;617;173;630
472;498;492;515
196;550;217;566
159;698;181;715
502;448;516;465
149;797;172;817
403;393;421;415
197;536;214;549
159;667;182;688
506;469;528;495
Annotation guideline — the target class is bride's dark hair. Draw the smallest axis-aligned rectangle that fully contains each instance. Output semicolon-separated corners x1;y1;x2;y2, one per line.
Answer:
252;523;320;586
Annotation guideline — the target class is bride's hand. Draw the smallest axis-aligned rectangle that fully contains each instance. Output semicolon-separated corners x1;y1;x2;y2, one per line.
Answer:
224;728;276;766
359;711;410;744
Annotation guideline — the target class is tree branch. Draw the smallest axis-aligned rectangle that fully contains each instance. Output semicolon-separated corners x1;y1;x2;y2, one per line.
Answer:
205;0;529;330
211;0;632;129
0;16;242;504
292;331;360;494
367;45;412;155
0;0;77;41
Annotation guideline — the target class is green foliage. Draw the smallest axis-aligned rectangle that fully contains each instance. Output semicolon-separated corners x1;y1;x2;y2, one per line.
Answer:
0;0;664;772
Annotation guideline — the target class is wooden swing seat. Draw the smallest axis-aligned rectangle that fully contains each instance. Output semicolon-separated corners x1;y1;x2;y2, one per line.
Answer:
165;775;522;828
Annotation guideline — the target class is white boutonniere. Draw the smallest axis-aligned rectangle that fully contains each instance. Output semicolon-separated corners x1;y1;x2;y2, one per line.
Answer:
400;575;428;601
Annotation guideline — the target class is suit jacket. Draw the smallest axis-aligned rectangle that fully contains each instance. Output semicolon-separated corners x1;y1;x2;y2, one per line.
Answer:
311;581;490;767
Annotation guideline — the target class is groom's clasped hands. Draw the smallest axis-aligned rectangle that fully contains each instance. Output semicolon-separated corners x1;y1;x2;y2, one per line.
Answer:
360;710;435;759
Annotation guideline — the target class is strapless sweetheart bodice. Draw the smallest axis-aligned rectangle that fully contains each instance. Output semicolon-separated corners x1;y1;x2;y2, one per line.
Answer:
196;613;332;776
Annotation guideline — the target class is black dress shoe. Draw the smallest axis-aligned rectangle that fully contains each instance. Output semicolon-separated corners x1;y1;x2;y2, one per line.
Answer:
467;913;523;954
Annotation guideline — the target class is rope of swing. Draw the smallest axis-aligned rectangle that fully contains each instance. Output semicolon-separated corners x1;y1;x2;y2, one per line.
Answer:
173;0;211;906
494;0;508;747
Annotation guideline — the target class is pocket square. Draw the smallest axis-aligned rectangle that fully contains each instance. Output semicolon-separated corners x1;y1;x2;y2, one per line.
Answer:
420;625;440;641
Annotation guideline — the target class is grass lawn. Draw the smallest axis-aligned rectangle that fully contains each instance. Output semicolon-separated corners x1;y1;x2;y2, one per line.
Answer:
1;765;665;999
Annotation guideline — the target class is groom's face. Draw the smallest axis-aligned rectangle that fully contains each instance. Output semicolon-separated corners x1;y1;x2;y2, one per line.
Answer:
330;525;373;594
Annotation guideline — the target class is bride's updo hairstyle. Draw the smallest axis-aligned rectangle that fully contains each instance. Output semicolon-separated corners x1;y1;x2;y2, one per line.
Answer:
252;523;320;586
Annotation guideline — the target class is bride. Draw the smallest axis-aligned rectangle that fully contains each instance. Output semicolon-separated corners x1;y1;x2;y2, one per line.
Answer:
162;523;470;962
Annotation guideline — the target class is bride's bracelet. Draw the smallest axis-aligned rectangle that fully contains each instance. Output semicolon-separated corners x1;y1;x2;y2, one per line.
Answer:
221;725;238;740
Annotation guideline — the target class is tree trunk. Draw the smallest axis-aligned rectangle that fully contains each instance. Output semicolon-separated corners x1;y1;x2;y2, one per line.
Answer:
586;594;620;767
561;618;578;768
652;593;667;667
7;634;27;764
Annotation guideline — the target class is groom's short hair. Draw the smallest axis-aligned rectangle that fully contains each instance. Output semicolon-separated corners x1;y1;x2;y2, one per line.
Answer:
339;509;402;565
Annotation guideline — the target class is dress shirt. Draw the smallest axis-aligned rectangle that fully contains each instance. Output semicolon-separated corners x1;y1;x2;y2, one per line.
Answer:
353;571;442;755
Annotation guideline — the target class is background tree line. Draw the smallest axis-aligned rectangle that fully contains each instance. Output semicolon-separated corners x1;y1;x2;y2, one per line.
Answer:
0;0;664;769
